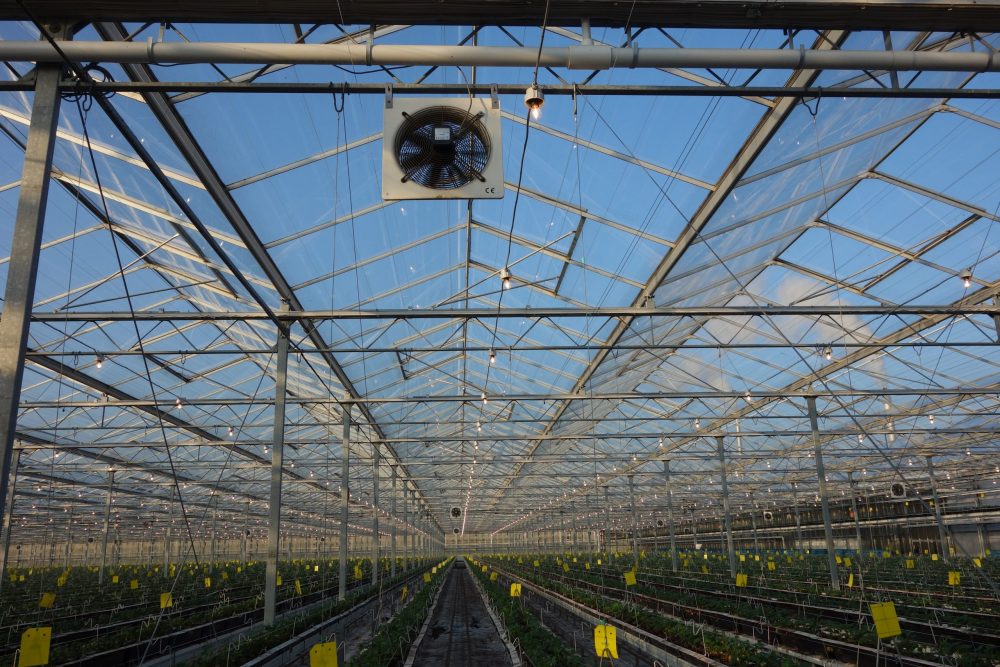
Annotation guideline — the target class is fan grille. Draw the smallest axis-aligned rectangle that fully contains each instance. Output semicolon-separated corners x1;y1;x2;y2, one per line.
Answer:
394;106;492;189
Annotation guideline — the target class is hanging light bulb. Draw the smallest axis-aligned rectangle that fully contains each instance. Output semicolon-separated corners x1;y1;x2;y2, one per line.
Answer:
481;392;488;405
961;268;972;289
928;414;935;425
694;418;701;430
524;84;544;119
476;420;482;432
883;399;890;411
489;349;496;365
500;268;511;290
95;355;104;369
823;346;832;361
175;397;182;408
227;426;234;437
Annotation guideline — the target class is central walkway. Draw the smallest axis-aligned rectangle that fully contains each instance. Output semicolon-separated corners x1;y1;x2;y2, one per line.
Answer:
411;562;513;667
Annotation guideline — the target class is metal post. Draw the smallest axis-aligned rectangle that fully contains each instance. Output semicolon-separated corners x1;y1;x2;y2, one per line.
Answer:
628;475;640;565
571;510;578;551
338;406;351;600
403;483;410;565
371;442;380;587
163;486;173;573
603;486;611;552
848;472;863;553
925;456;949;561
241;501;249;564
390;467;397;577
808;396;840;589
716;436;736;577
792;485;803;551
0;59;63;583
749;491;760;553
264;314;289;625
98;470;114;585
0;449;21;592
663;459;678;572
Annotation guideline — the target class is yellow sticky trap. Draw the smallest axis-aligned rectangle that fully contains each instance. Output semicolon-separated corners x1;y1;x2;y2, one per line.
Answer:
482;565;488;573
309;640;338;667
400;585;408;601
623;571;637;586
112;575;119;584
735;573;748;587
18;627;51;667
563;563;570;573
847;574;854;588
739;554;746;562
295;580;302;595
423;573;431;583
835;555;842;564
130;579;139;590
844;557;852;568
38;592;55;609
204;577;212;588
277;576;283;586
973;558;982;568
754;555;760;562
870;602;901;639
573;557;578;563
585;563;591;570
490;572;497;581
905;559;915;569
315;565;320;572
948;571;961;586
701;565;708;574
786;556;793;564
597;559;602;565
160;592;173;609
533;560;540;567
432;567;437;574
594;624;618;659
510;583;522;597
767;562;776;572
931;554;939;561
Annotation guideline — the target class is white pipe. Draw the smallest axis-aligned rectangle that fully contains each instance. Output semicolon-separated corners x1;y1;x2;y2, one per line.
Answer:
1;40;998;72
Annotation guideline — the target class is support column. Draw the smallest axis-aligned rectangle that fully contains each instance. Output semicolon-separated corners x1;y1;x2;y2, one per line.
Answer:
390;467;397;577
264;314;289;625
717;436;736;577
163;486;173;573
0;450;21;592
98;470;114;585
371;442;380;587
848;472;863;553
571;510;577;551
603;486;611;552
808;396;840;589
749;491;760;553
792;485;803;551
0;61;63;585
663;459;678;572
925;456;949;561
339;406;351;600
403;483;410;564
628;475;640;565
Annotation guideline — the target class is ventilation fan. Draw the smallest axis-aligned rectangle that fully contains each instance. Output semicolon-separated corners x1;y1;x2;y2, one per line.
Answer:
763;510;774;521
655;519;665;528
890;482;906;498
450;506;462;519
453;527;460;534
382;97;503;200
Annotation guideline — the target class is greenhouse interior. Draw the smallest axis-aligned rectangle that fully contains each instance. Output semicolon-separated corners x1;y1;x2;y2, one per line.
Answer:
0;1;997;665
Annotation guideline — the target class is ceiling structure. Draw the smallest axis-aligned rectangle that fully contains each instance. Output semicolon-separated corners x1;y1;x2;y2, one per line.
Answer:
0;2;998;552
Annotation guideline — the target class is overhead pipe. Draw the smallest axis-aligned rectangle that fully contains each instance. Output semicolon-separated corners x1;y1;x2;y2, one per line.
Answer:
1;40;999;72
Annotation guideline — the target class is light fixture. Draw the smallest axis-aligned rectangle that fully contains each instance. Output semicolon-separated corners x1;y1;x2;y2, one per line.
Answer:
476;420;482;432
883;399;890;411
175;397;182;408
481;391;488;405
823;346;832;361
928;414;935;425
524;84;544;119
961;268;972;288
489;349;496;365
500;267;511;290
227;426;234;437
95;355;104;369
694;418;701;430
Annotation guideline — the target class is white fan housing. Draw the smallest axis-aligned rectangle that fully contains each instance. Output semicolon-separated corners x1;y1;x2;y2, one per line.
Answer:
382;97;504;200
